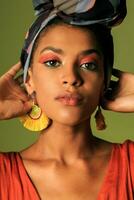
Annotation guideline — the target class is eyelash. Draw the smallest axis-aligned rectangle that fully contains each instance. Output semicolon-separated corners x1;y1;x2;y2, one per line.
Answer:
43;59;61;68
43;59;98;71
80;62;98;71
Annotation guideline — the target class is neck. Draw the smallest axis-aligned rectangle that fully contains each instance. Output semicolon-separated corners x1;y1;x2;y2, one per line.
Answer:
32;119;106;163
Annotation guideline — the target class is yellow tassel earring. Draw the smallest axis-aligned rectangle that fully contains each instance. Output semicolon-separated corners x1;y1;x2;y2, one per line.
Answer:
19;93;49;131
94;106;106;130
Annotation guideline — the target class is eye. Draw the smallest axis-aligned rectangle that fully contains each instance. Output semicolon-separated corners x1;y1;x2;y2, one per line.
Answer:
80;62;98;71
44;60;61;68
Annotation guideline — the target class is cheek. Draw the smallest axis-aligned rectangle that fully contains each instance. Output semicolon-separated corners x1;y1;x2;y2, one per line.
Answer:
31;68;104;124
85;76;104;107
32;72;55;106
35;83;58;120
86;73;104;92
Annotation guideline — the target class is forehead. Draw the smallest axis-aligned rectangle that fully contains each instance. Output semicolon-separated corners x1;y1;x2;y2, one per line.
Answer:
35;24;100;52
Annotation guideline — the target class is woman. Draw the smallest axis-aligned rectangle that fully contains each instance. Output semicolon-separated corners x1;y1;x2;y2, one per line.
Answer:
0;0;134;199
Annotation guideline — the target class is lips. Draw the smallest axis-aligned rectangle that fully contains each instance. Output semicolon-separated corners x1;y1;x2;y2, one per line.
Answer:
55;93;83;106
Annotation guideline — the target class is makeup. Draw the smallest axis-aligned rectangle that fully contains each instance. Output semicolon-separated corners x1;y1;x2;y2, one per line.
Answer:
79;54;98;65
39;53;60;64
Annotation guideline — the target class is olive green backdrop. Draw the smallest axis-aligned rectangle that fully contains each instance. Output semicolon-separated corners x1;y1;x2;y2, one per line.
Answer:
0;0;134;152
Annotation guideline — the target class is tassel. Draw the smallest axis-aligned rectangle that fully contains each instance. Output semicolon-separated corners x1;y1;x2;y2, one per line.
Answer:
94;106;106;130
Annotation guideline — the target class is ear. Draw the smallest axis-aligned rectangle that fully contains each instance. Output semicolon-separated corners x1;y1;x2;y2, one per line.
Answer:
24;68;35;95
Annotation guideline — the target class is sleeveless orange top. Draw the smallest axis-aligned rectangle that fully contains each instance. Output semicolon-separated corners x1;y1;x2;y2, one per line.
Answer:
0;140;134;200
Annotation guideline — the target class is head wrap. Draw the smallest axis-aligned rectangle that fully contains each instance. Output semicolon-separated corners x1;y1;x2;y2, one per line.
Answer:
21;0;127;82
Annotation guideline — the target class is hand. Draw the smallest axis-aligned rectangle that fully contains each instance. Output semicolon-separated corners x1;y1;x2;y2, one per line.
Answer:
102;69;134;112
0;62;32;120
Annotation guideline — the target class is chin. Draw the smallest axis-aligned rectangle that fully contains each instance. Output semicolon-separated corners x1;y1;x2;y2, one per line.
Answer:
50;110;90;126
55;118;84;127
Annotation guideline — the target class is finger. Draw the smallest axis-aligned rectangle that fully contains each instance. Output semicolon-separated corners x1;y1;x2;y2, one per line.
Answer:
112;68;123;78
4;100;32;119
17;101;33;116
9;83;30;102
7;62;22;77
22;101;33;114
14;90;30;102
101;96;134;113
15;74;23;85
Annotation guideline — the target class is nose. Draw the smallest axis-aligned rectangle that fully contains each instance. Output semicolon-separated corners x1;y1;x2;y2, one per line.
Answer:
61;66;83;88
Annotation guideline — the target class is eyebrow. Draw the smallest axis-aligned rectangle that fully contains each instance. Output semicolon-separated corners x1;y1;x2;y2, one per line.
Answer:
40;46;102;58
79;49;102;58
40;46;64;55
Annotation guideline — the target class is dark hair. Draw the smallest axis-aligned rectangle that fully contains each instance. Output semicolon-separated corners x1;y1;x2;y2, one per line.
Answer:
86;24;114;88
30;17;114;88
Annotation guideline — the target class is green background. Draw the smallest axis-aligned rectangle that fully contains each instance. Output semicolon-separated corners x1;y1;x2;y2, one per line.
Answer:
0;0;134;152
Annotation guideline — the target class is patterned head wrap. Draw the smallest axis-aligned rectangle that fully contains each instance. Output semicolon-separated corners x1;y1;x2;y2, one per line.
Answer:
21;0;127;82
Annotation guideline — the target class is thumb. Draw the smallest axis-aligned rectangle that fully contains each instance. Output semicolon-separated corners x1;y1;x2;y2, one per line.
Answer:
22;101;33;114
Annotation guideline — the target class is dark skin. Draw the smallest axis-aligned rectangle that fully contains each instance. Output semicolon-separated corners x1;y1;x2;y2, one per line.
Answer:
0;24;134;199
0;62;32;120
1;64;134;120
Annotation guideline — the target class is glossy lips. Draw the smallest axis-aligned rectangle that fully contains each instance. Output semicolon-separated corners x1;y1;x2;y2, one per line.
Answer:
55;93;83;106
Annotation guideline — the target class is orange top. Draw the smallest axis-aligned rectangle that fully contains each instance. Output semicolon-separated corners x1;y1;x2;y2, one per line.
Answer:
0;152;40;200
0;140;134;200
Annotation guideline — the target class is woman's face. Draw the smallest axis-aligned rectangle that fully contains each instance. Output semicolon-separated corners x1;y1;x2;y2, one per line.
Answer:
27;24;104;126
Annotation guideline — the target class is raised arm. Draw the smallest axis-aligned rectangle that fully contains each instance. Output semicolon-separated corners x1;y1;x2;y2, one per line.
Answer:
0;62;32;120
102;69;134;113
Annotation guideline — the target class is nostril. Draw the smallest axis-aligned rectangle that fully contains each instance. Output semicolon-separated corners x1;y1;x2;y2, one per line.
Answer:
63;79;83;87
72;80;78;86
63;81;68;84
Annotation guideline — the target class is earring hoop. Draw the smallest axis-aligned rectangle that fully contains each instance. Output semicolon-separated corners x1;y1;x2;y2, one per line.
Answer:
19;93;49;131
